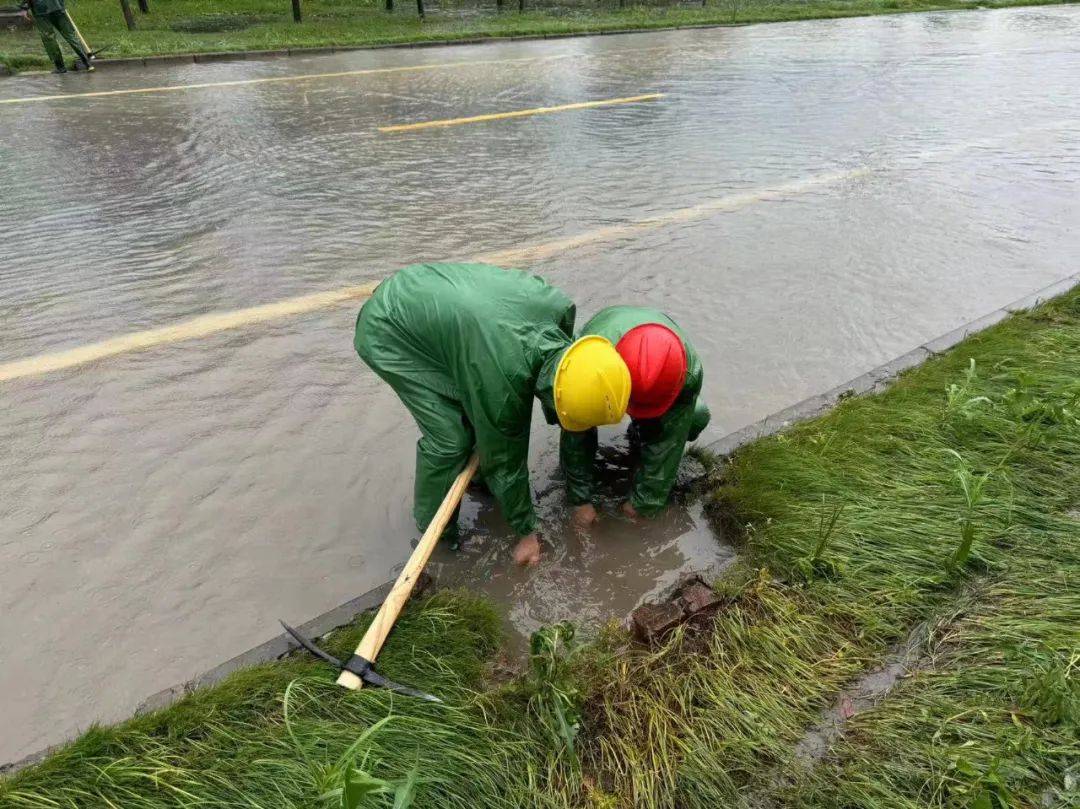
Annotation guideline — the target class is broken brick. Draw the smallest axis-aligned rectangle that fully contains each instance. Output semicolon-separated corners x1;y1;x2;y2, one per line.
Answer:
631;601;685;644
678;582;722;616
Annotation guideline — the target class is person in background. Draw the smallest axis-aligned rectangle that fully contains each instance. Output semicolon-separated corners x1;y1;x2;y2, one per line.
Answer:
561;306;710;526
355;263;631;567
19;0;93;74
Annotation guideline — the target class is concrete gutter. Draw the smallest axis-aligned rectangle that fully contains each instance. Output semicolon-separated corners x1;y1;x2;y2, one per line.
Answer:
3;272;1077;773
705;272;1080;457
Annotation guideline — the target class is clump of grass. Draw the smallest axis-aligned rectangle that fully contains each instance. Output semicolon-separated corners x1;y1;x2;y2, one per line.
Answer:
942;447;991;576
526;622;585;770
794;496;845;581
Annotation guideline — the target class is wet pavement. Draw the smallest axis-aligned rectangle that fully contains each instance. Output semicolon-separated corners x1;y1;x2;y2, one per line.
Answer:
2;5;1080;762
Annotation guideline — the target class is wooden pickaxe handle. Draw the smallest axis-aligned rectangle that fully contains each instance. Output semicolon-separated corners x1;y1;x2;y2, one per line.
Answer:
337;453;480;690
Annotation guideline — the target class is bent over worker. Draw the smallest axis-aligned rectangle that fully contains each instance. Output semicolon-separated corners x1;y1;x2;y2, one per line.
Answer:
19;0;93;74
355;263;631;566
561;306;710;525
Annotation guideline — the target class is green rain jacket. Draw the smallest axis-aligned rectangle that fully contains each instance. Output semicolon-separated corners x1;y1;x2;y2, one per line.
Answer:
561;305;710;516
355;263;574;538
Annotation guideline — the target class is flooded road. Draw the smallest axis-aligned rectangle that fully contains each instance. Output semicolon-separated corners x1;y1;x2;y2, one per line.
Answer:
2;5;1080;762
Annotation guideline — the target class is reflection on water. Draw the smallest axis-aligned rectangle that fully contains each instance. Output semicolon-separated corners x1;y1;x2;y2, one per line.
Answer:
2;5;1080;763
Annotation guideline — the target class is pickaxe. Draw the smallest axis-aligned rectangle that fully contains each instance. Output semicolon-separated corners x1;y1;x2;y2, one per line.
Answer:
281;453;479;701
62;12;111;68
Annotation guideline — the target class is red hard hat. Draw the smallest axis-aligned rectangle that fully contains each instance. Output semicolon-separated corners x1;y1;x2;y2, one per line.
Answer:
615;323;687;420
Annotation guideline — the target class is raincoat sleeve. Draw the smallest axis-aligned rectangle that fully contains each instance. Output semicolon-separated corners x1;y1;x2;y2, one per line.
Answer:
477;427;537;537
458;326;571;538
560;427;598;506
630;393;699;516
456;363;539;537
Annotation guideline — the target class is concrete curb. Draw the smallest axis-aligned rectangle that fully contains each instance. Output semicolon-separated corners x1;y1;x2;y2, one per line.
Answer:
0;20;747;77
704;272;1080;458
3;272;1077;773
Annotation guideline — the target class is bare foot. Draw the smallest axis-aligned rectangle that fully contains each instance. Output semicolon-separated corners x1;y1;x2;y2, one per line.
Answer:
572;503;598;528
621;501;639;520
512;533;541;567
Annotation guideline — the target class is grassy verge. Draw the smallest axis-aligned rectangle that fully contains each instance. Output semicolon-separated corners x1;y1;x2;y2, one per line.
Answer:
3;287;1078;808
1;0;1076;72
580;290;1080;807
798;566;1078;808
0;590;570;808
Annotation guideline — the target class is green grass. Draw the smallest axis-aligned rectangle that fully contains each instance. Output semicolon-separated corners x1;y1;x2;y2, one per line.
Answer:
576;291;1080;807
0;590;571;808
1;0;1076;72
797;567;1078;808
3;289;1078;808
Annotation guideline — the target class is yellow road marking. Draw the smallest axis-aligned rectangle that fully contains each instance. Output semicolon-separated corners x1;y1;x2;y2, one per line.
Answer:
0;283;379;383
0;168;863;384
0;46;674;106
0;53;577;106
478;168;868;265
378;93;664;133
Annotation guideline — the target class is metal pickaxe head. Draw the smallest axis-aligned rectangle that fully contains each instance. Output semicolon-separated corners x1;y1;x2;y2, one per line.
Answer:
278;621;443;703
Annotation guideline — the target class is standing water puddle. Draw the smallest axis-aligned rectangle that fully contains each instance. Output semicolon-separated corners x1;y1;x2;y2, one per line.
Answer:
430;433;734;654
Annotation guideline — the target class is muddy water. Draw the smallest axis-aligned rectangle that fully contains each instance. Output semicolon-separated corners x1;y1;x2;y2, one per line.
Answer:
2;7;1080;763
432;431;732;655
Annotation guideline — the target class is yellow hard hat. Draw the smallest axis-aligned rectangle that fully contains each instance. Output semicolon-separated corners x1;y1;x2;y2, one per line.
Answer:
553;335;631;432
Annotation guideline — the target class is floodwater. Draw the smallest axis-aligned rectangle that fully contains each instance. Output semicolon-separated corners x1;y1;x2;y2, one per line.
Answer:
2;6;1079;764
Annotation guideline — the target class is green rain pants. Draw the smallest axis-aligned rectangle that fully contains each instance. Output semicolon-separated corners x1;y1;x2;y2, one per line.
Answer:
33;11;89;70
357;346;474;545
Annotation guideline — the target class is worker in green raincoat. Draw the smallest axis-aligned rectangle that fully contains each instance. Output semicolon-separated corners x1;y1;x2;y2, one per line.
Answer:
561;306;710;525
355;263;632;566
19;0;93;74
